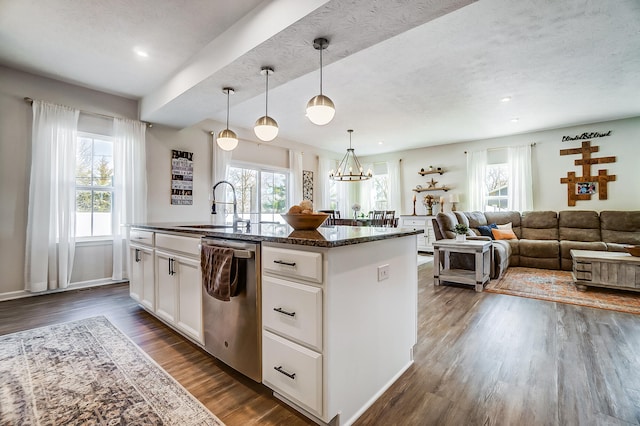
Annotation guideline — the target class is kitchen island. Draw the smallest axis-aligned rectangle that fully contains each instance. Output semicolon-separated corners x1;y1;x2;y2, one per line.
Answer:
128;223;421;426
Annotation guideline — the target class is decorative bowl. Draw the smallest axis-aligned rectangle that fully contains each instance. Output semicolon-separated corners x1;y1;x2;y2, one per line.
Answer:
625;245;640;257
281;213;330;230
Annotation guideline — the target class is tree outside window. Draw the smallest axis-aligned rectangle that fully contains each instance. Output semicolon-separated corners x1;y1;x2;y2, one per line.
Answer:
227;165;288;223
76;135;114;237
485;163;509;211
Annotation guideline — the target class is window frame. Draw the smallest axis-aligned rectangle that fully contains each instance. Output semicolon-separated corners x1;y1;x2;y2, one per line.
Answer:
227;161;290;224
75;131;115;240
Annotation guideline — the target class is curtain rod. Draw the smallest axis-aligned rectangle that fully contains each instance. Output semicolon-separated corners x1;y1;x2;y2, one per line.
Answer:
24;97;152;128
464;142;536;154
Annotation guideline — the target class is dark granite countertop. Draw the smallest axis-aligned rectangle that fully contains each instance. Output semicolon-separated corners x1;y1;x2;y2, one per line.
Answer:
130;222;422;248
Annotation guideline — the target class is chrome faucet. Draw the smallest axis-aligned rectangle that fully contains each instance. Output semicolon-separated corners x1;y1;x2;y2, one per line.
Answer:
211;180;249;230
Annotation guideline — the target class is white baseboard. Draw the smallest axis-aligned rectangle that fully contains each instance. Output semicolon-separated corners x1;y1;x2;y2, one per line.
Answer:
0;279;128;302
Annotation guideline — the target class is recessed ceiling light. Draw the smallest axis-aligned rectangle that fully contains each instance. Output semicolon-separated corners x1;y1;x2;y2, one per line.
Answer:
501;96;512;102
511;117;519;123
378;141;383;145
134;48;149;58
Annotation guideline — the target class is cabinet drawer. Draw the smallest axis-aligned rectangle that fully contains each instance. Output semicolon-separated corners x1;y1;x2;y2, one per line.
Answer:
130;229;154;246
263;246;322;283
401;218;426;227
262;330;322;415
263;276;322;351
155;233;200;257
575;262;592;272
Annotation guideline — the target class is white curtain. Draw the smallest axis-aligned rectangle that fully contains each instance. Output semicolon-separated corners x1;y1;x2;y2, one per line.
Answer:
289;150;303;203
467;149;488;211
317;156;332;210
359;161;374;215
112;118;147;280
387;159;402;214
212;136;232;225
508;144;533;212
24;100;79;292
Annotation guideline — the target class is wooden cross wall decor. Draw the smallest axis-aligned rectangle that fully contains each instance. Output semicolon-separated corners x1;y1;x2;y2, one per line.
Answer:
560;140;616;206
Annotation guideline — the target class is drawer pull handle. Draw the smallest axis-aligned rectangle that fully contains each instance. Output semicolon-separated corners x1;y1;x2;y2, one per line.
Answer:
274;366;296;380
273;307;295;317
273;260;296;267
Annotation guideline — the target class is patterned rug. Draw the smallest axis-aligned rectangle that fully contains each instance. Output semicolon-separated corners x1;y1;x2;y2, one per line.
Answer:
485;267;640;315
0;316;224;425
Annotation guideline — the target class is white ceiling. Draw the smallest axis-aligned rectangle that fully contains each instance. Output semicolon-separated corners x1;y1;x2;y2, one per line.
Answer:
1;0;639;156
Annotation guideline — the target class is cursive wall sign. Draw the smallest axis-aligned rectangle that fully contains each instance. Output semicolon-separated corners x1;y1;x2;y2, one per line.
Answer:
561;131;611;142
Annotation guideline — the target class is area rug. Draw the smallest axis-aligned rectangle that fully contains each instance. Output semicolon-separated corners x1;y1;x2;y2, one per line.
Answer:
485;267;640;315
0;316;224;425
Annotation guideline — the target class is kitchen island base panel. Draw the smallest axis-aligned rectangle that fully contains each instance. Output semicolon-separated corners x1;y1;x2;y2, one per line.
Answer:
262;235;417;425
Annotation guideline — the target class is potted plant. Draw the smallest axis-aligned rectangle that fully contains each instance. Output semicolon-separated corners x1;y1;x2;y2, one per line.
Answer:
454;223;469;242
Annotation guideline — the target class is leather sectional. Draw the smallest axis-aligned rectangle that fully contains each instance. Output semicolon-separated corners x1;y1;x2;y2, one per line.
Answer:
433;210;640;279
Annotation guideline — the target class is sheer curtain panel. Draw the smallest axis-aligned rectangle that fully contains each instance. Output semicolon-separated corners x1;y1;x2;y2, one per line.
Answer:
466;149;488;211
317;156;332;210
112;118;147;280
289;150;303;203
508;144;533;211
24;100;79;292
387;159;402;214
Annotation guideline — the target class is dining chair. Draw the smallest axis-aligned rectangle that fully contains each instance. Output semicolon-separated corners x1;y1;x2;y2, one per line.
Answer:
318;209;338;225
384;210;395;227
372;210;385;227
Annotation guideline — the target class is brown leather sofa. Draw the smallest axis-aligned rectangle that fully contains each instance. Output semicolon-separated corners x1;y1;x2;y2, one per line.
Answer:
433;210;640;279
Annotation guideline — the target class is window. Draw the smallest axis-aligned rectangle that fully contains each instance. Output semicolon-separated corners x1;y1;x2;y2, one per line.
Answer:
75;133;114;237
227;164;289;223
485;163;509;211
367;163;389;211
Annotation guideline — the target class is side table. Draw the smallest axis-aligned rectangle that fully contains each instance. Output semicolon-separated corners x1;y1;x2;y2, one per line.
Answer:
433;239;492;292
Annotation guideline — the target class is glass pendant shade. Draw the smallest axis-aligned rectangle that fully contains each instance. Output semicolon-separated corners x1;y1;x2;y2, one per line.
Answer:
254;115;279;141
307;38;335;126
306;94;335;126
217;87;238;151
254;67;278;141
217;128;238;151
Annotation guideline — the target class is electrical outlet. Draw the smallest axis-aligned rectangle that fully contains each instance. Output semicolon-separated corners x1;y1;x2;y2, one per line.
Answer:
377;264;390;281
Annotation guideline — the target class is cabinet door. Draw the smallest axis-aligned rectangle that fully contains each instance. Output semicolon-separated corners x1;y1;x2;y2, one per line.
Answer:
175;254;203;343
129;246;144;303
155;249;177;324
140;247;155;311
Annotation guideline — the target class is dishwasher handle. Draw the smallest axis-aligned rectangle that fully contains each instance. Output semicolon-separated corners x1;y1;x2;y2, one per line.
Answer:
199;243;254;259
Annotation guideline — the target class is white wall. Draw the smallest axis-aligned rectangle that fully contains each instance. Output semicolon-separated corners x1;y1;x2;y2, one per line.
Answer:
0;66;138;297
364;117;640;216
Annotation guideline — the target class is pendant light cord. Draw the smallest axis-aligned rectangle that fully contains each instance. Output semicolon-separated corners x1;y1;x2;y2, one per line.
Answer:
225;90;230;129
319;45;323;95
265;70;269;116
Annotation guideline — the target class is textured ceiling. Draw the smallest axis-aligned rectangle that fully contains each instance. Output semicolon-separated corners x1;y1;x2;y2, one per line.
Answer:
1;0;639;156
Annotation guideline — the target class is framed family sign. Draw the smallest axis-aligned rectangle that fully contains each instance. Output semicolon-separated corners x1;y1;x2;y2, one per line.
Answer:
171;150;193;205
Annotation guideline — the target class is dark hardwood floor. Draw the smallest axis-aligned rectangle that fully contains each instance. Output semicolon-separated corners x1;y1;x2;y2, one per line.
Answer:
2;263;639;425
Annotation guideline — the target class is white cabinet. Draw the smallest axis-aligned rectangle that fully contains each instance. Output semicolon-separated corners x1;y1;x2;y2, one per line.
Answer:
155;245;203;344
399;215;435;252
129;243;155;311
261;239;417;426
262;245;324;418
129;228;203;346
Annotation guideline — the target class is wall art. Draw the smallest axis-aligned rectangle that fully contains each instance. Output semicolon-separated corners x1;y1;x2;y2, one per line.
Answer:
171;150;193;205
303;170;313;202
560;141;616;206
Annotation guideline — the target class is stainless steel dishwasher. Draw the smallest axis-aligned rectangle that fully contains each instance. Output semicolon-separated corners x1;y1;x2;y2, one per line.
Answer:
200;237;261;382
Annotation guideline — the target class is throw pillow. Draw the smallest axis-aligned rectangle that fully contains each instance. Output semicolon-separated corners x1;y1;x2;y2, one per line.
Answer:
492;228;518;240
497;222;512;230
477;223;498;239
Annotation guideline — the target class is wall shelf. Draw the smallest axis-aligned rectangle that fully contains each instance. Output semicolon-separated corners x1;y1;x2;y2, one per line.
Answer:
413;187;449;192
418;169;444;176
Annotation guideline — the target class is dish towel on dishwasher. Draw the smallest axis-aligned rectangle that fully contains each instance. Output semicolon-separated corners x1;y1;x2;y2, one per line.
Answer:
201;245;238;301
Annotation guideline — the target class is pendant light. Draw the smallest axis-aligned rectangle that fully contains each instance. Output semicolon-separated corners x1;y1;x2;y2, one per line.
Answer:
254;67;279;142
217;87;238;151
329;130;372;182
306;38;335;126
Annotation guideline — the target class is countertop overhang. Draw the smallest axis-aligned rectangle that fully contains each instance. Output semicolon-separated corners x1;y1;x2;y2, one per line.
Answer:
130;223;422;248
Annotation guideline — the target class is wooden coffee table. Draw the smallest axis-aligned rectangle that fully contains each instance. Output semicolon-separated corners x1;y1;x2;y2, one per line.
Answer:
570;249;640;292
433;239;492;292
